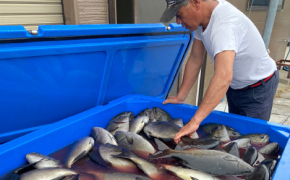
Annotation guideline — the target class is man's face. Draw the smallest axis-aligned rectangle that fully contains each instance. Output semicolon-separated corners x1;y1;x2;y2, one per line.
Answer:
176;1;200;31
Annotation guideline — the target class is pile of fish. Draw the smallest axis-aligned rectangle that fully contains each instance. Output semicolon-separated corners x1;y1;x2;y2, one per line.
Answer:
1;107;281;180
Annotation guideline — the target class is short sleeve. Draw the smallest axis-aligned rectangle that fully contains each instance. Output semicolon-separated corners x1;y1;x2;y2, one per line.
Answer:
210;23;241;58
194;26;202;40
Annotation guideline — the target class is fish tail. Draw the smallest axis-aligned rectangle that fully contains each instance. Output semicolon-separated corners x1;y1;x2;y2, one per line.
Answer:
154;138;170;151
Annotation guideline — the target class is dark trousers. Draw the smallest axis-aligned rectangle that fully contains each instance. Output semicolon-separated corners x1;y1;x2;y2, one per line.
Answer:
226;70;279;121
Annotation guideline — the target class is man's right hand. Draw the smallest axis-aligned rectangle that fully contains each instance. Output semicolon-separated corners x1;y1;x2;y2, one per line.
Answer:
163;96;184;105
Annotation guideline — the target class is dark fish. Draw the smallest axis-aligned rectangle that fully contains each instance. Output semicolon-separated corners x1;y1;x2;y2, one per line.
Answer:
205;125;230;142
19;168;77;180
221;142;240;158
129;116;149;134
62;174;79;180
150;107;172;122
200;123;241;138
143;121;180;141
109;111;134;123
260;159;277;177
258;142;280;155
90;127;118;146
170;118;184;127
106;116;130;135
246;164;269;180
103;173;152;180
114;148;163;179
243;147;258;166
150;148;253;176
65;136;94;168
239;134;269;144
175;136;221;150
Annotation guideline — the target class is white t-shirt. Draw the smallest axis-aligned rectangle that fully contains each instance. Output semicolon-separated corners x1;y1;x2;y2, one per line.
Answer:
194;0;277;89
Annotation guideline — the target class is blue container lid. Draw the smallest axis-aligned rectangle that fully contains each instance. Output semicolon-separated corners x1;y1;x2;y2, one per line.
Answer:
0;24;193;143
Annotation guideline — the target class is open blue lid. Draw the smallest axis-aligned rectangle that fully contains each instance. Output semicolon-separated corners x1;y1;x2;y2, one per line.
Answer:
0;23;193;143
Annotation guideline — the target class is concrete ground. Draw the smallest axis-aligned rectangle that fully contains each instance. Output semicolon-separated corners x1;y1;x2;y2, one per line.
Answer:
214;70;290;126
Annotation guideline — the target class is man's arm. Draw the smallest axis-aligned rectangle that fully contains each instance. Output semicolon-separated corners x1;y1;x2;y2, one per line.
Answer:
163;38;206;104
174;50;235;143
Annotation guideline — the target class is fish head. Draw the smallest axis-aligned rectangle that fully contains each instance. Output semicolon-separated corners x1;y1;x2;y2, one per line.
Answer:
251;134;270;143
143;125;153;139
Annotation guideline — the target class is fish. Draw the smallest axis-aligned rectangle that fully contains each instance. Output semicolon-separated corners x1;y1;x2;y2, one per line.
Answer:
19;168;77;180
243;147;258;166
34;159;61;169
149;148;254;176
170;118;184;127
106;116;130;135
114;131;155;155
160;164;221;180
90;127;118;146
109;111;134;123
258;142;280;155
200;123;241;138
114;148;163;179
238;134;269;144
129;116;149;134
222;138;251;148
191;131;199;139
246;164;269;180
90;144;136;169
205;125;230;142
150;107;172;122
143;121;180;141
174;136;221;150
26;152;56;164
102;173;152;180
136;108;151;118
260;159;277;177
65;136;94;168
221;142;239;158
61;174;79;180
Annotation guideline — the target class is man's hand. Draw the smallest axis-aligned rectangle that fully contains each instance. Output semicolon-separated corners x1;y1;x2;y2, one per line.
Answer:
174;121;199;144
163;96;184;105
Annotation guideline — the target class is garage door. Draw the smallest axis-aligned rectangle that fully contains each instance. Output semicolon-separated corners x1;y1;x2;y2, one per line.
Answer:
0;0;64;30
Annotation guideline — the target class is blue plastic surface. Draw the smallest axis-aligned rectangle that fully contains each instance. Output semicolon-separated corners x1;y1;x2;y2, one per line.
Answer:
0;24;193;143
0;95;289;179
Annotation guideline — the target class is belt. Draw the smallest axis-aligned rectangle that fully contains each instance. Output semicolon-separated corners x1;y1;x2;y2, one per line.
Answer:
237;72;275;90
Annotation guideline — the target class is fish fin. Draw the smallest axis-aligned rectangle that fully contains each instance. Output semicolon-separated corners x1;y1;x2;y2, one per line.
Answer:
107;126;119;133
174;145;183;151
108;133;117;143
149;149;172;159
223;155;239;162
191;178;199;180
154;138;170;151
88;151;109;167
113;148;134;159
126;134;134;144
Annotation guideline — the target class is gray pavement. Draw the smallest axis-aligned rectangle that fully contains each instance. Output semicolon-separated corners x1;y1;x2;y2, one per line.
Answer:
214;76;290;126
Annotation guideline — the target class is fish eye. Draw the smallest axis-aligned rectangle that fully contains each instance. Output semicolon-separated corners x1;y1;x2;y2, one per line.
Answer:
260;135;264;139
233;131;237;135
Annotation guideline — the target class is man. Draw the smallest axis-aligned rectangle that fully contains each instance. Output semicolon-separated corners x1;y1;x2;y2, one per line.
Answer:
161;0;279;144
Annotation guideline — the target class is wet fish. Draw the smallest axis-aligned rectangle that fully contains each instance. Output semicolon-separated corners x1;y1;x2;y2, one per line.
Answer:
129;116;149;134
143;121;180;141
260;159;277;177
160;164;221;180
238;134;269;144
205;125;230;142
246;164;269;180
136;108;151;118
90;127;118;146
174;136;221;150
150;149;254;176
19;168;77;180
221;142;239;158
114;148;163;179
65;136;94;168
106;116;130;135
62;174;79;180
150;107;172;122
34;159;61;169
26;152;55;164
222;138;251;148
103;173;152;180
109;111;134;123
243;147;258;166
114;131;155;155
90;144;136;169
200;123;241;138
170;118;183;127
258;142;280;155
